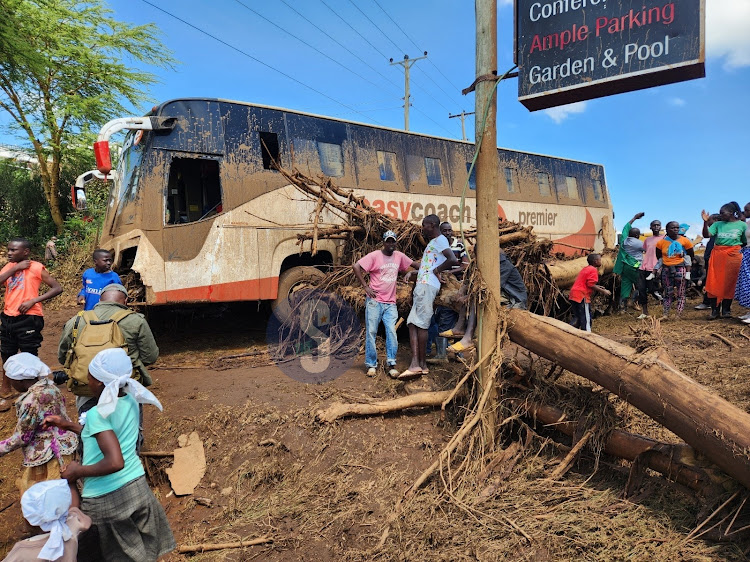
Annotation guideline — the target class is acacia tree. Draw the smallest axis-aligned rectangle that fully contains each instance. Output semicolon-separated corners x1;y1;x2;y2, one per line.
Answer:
0;0;175;231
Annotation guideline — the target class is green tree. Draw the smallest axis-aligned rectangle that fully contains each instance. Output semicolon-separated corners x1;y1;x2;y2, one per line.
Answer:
0;0;174;232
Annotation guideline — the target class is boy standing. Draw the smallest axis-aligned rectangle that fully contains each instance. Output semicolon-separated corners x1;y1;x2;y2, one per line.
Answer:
569;253;611;332
78;249;121;310
353;231;414;377
0;238;62;411
401;215;458;379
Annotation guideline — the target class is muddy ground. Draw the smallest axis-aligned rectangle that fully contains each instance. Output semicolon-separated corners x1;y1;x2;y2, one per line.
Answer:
1;297;749;561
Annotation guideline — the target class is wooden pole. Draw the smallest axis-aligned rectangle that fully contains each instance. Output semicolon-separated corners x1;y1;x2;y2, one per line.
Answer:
475;0;501;446
506;309;750;489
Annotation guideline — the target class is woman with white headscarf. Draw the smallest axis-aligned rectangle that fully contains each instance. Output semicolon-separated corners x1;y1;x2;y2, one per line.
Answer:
43;347;174;561
0;353;78;500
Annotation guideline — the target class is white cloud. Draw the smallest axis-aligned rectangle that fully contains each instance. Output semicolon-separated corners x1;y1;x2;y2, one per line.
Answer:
707;0;750;69
668;97;686;107
543;101;587;123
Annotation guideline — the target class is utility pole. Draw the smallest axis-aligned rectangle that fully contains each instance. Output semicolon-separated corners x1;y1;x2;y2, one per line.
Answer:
475;0;501;446
390;52;427;131
449;110;475;141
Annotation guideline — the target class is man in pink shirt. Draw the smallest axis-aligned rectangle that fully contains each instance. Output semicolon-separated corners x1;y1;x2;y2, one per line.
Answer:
353;231;414;377
637;220;664;318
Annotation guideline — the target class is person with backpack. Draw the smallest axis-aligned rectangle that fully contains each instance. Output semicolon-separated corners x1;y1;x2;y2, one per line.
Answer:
57;283;158;417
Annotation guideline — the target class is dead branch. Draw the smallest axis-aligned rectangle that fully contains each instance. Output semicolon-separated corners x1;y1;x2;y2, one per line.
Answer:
177;537;273;554
140;451;175;458
316;391;452;423
711;332;737;349
548;428;596;480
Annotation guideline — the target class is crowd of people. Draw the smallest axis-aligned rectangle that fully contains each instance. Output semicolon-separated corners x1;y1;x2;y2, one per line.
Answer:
0;238;173;561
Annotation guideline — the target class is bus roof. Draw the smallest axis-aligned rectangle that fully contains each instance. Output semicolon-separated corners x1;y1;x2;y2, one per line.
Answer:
151;97;605;168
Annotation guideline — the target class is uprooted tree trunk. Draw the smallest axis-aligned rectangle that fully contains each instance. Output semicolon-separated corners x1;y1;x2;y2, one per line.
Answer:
506;309;750;489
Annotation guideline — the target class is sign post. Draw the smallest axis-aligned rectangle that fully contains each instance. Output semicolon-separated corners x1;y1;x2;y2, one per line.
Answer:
517;0;705;110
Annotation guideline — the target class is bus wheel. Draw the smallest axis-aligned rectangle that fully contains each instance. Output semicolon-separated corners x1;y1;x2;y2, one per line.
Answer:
271;266;325;320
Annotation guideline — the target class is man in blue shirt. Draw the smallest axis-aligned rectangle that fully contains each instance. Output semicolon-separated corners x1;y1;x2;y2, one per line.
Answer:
78;250;121;310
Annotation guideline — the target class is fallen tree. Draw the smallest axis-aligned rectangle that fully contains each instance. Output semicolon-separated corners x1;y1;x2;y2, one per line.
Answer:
506;309;750;489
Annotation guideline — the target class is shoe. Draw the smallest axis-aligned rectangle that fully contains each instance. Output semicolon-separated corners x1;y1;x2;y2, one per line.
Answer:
709;309;719;320
738;312;750;320
388;367;399;377
646;273;655;281
366;367;377;377
633;303;642;311
0;398;11;413
653;292;663;301
721;302;732;318
694;303;710;310
637;314;649;320
742;317;750;324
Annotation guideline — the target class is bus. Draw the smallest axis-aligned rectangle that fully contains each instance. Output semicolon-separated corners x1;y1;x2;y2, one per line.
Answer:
92;98;615;307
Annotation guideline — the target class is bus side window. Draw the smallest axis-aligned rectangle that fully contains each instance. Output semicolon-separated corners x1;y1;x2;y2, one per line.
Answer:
260;131;280;170
425;157;442;186
318;142;344;177
466;162;476;190
592;179;603;201
564;176;579;200
537;172;551;197
166;158;222;224
504;167;518;193
377;150;397;181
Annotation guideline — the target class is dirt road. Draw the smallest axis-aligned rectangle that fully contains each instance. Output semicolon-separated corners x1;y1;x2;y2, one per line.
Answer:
1;300;749;560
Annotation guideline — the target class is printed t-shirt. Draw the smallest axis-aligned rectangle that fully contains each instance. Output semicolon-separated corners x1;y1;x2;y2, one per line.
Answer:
569;265;599;303
656;236;693;267
78;268;122;310
416;235;450;289
81;394;144;498
1;261;46;316
356;250;413;304
708;221;747;247
640;235;664;271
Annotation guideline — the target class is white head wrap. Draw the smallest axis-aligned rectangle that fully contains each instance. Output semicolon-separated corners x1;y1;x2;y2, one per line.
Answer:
3;353;51;381
88;348;162;419
20;479;72;561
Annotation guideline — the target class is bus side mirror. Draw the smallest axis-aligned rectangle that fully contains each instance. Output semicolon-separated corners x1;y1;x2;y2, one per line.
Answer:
75;189;87;211
94;140;111;173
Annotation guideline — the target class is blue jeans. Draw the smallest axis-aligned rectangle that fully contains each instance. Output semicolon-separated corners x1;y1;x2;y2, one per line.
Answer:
365;298;398;368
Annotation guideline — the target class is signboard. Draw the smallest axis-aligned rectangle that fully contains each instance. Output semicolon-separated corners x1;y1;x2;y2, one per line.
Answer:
516;0;705;111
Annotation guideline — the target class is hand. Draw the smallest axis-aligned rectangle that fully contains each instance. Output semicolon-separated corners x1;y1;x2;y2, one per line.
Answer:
13;260;30;272
701;209;710;222
365;287;376;299
77;296;86;305
404;271;415;283
602;289;612;297
17;299;36;314
60;460;83;483
433;270;445;284
42;415;66;431
634;212;645;220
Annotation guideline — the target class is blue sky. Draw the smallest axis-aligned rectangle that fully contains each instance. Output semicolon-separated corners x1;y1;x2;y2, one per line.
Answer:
9;0;750;236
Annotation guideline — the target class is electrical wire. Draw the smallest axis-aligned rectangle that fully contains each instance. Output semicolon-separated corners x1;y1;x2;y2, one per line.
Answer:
318;0;389;60
232;0;391;95
276;0;402;93
346;0;405;54
137;0;386;126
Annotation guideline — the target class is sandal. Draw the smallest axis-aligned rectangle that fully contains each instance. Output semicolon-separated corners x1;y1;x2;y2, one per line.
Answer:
447;342;475;354
439;329;465;339
397;368;423;381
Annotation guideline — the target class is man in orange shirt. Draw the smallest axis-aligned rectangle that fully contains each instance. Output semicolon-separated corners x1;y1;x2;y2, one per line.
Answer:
0;238;62;412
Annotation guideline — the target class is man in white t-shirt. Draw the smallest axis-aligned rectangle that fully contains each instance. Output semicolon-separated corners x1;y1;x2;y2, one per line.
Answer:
353;231;414;377
400;214;458;380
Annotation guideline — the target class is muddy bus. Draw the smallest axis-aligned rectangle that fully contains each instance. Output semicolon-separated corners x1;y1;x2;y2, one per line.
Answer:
91;98;614;307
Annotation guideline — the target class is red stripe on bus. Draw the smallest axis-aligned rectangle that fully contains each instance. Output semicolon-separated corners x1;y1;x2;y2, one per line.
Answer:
551;209;597;255
153;276;279;304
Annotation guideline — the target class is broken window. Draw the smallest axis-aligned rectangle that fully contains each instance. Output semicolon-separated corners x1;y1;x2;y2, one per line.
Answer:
593;179;603;201
377;150;397;181
425;157;442;186
165;158;222;225
318;142;344;177
260;131;280;170
466;162;476;190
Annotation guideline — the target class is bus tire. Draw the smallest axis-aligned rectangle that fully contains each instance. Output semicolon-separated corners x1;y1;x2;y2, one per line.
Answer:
271;266;325;320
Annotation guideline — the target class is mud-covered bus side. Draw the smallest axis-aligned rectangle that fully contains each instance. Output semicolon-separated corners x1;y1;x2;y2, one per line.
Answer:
98;98;613;306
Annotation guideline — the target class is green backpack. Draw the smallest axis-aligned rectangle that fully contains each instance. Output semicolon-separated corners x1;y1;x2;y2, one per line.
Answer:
63;309;134;397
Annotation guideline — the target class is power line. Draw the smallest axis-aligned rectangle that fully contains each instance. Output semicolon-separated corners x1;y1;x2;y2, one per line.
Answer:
318;0;389;60
137;0;385;126
232;0;390;95
276;0;402;94
370;0;465;94
346;0;405;54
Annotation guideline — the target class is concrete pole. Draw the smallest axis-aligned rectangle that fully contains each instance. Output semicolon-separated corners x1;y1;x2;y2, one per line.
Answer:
390;54;428;131
449;110;475;141
475;0;501;446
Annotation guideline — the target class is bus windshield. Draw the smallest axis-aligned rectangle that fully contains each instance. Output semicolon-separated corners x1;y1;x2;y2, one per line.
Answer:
112;130;145;220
